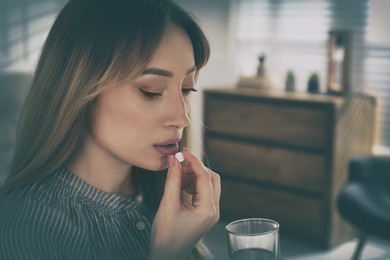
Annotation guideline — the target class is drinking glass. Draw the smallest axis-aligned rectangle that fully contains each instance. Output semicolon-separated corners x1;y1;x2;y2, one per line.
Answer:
226;218;280;260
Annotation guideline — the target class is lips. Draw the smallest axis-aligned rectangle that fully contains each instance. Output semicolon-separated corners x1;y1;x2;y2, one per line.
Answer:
153;138;180;156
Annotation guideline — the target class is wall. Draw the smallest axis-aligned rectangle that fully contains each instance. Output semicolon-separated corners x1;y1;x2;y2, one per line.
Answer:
367;0;390;43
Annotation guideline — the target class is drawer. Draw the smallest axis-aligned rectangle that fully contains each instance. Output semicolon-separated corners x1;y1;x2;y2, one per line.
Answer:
206;138;327;193
205;97;330;149
220;179;326;245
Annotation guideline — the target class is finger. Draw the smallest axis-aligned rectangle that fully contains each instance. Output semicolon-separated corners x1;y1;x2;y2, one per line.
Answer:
209;169;221;213
181;148;214;206
160;155;182;209
181;164;193;175
181;148;209;177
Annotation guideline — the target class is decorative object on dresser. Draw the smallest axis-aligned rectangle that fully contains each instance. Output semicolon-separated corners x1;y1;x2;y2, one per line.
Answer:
256;53;266;78
307;72;320;93
285;70;295;92
237;53;273;90
203;87;376;249
327;31;352;95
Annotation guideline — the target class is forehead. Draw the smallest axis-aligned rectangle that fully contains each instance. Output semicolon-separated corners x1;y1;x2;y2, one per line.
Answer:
145;24;195;75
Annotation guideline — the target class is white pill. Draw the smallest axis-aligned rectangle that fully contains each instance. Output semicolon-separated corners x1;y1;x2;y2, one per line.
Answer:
175;152;184;163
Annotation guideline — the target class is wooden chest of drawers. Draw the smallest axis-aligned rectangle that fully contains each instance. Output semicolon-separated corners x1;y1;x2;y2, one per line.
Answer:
203;87;376;248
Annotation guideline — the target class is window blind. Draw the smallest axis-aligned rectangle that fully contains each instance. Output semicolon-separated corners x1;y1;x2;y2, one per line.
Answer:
364;43;390;149
230;0;390;149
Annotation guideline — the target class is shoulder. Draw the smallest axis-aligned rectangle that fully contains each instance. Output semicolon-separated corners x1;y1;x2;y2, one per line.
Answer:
0;182;67;227
0;172;67;222
0;175;89;258
0;184;62;258
0;170;88;233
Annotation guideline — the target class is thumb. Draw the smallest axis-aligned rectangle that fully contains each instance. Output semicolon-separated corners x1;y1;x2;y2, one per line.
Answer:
161;155;182;206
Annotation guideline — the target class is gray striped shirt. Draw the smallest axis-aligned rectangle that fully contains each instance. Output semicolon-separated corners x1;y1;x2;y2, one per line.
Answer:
0;167;155;259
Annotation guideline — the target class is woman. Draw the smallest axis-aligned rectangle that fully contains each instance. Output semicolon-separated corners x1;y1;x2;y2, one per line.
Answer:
0;0;220;259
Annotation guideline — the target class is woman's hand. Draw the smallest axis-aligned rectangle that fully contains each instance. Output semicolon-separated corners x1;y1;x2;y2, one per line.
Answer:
150;148;221;260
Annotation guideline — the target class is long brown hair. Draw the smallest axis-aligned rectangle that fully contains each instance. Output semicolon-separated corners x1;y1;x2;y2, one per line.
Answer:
1;0;210;258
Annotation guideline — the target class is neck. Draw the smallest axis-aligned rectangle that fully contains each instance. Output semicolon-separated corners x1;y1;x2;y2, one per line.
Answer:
68;139;134;197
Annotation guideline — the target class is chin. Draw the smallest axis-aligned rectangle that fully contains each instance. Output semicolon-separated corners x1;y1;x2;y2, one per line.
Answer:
139;158;169;172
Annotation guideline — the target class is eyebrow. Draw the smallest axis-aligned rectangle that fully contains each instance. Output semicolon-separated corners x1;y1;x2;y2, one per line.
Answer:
141;65;197;78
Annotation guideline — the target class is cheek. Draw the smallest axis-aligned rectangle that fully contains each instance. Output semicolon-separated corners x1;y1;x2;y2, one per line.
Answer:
97;105;142;138
93;90;156;141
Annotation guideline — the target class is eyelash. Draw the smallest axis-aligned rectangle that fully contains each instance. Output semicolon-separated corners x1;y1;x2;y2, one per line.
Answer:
182;88;198;96
138;88;162;100
138;88;198;100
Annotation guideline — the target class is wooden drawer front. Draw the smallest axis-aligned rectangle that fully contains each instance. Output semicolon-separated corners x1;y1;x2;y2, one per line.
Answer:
221;180;326;244
206;138;327;193
205;98;329;149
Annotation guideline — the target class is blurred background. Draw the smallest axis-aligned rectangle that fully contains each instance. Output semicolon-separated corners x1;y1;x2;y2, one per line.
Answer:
1;0;390;258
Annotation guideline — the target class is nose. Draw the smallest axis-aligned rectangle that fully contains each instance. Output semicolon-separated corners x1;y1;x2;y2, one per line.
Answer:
164;91;190;129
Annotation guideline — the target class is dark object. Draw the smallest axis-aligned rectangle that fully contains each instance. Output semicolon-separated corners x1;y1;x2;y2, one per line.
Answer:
257;54;266;77
337;156;390;260
285;70;295;92
307;73;320;93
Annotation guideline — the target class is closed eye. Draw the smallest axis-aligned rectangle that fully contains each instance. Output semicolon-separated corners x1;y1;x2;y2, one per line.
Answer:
182;88;198;96
138;88;162;100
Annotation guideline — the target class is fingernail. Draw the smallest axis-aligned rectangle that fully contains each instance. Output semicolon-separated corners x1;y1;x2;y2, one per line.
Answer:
168;155;175;168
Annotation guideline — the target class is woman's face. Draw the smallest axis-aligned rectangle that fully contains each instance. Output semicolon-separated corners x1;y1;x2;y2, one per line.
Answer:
90;24;196;171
